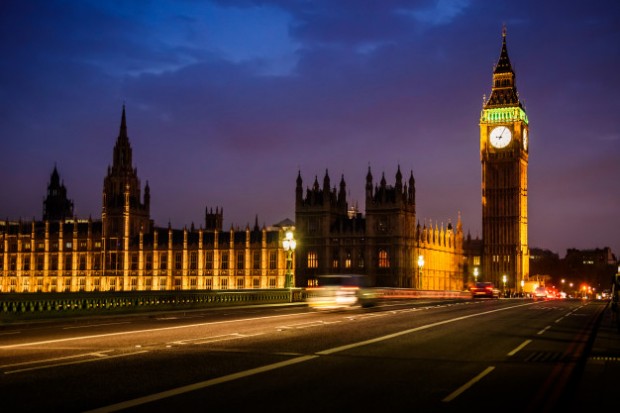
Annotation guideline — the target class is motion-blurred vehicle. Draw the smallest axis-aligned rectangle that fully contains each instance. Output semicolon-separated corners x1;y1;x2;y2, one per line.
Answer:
470;282;500;299
305;274;378;310
533;286;548;300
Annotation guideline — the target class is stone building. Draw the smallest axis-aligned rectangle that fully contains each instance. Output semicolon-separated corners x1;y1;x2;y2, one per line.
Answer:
0;107;293;293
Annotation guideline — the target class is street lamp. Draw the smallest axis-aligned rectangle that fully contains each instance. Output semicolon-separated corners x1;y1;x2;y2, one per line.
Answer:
474;267;479;284
502;274;507;296
282;229;296;288
417;255;425;289
520;279;524;296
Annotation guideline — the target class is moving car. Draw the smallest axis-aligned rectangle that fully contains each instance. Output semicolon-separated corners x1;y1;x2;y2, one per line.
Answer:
533;286;548;300
305;274;378;310
470;282;500;299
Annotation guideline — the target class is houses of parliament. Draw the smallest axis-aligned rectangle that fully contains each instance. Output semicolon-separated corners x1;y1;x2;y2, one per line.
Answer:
0;31;531;293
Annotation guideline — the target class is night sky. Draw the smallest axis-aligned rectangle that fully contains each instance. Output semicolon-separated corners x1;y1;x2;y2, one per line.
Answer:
1;0;619;258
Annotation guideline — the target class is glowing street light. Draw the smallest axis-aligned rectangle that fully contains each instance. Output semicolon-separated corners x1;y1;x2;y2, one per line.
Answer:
502;274;507;295
282;229;296;288
474;267;479;284
417;255;425;289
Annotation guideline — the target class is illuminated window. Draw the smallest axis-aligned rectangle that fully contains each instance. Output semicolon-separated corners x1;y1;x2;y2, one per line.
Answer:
345;251;352;269
221;252;229;270
473;256;480;266
332;250;339;269
378;249;390;268
269;251;277;270
236;278;244;289
175;252;182;270
253;251;260;269
221;278;229;289
205;278;213;290
237;251;244;270
160;253;168;270
205;251;213;269
307;251;318;268
189;252;197;270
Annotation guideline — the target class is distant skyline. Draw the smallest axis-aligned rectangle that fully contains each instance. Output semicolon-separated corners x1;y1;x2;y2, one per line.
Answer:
1;0;619;257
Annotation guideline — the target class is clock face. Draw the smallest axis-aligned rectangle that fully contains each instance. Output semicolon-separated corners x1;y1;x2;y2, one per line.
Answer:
489;126;512;148
523;129;528;150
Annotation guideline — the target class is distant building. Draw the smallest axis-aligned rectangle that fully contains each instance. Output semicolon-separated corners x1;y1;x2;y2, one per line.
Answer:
0;106;293;293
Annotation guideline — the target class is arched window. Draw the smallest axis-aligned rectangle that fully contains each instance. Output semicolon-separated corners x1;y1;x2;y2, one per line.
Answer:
378;249;390;268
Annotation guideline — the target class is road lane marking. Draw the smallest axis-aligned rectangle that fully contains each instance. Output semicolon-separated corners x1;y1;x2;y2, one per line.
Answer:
0;350;114;368
0;312;310;349
3;350;148;374
170;333;264;345
537;325;552;335
84;301;537;412
508;339;532;356
63;322;131;330
442;366;496;402
83;354;320;413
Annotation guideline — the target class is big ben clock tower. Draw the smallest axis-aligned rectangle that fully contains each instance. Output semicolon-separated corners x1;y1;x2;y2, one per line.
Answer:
480;27;529;291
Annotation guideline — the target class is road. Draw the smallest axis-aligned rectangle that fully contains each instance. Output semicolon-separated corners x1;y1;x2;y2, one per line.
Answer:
0;297;607;412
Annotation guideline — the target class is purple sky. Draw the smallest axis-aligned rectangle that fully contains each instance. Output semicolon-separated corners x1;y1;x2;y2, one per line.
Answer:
1;0;619;258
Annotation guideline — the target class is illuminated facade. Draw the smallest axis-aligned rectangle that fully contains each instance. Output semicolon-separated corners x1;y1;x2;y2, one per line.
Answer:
0;107;293;293
480;28;530;289
294;168;466;289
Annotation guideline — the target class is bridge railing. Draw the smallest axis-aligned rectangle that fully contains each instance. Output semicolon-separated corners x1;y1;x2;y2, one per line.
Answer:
0;289;305;323
0;288;470;324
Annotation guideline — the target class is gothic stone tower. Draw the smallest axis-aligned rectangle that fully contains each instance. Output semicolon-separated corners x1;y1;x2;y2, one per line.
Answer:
480;28;529;290
102;106;152;242
43;165;74;221
365;166;417;287
294;166;417;288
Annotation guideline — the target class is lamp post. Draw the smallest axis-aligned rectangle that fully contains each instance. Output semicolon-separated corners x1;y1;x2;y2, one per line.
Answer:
502;274;507;296
474;267;479;284
417;255;425;289
282;229;296;288
520;279;524;296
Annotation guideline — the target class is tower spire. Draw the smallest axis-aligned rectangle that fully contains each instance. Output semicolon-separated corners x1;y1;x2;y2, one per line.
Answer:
484;26;521;109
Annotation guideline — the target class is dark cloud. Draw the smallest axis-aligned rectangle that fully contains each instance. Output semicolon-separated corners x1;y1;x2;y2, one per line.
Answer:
1;0;619;256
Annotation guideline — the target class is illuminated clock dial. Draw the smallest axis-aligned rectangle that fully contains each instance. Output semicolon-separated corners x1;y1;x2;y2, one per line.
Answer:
523;129;528;150
490;126;512;149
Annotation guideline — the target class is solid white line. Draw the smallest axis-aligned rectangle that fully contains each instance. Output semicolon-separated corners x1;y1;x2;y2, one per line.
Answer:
442;366;496;402
4;351;148;374
0;312;310;349
0;350;114;368
537;325;552;335
63;322;131;330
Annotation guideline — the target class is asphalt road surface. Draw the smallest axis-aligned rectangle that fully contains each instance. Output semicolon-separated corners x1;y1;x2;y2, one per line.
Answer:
0;297;607;412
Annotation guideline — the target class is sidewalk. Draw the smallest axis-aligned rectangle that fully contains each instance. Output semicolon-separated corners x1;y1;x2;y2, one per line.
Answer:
570;301;620;408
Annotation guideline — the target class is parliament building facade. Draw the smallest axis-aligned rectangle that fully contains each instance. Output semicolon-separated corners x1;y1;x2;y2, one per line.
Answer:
1;31;533;294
